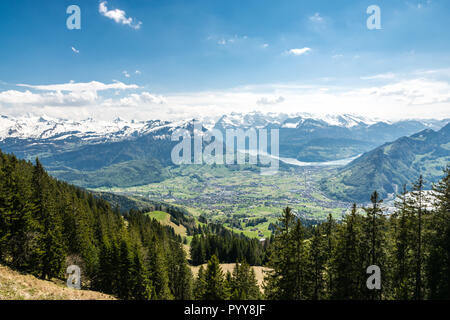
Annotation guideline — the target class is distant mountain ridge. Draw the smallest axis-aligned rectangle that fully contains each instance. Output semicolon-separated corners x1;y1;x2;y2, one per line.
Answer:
0;112;448;189
321;122;450;202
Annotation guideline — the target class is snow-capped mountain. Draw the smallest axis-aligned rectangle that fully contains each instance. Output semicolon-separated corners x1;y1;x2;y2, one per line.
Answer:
0;112;447;143
0;114;173;142
0;112;447;189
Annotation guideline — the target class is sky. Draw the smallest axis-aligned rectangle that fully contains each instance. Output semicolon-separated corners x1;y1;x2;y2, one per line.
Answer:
0;0;449;121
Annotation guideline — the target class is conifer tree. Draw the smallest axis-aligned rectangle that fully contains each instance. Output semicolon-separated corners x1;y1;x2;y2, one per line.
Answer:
31;159;66;280
202;254;228;300
427;167;450;299
264;207;296;299
308;225;327;300
229;260;261;300
362;191;386;300
194;265;207;300
333;204;365;299
391;185;415;299
408;176;429;300
130;244;152;300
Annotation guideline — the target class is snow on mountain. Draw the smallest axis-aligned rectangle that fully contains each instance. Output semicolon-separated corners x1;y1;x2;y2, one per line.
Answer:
215;111;289;129
0;114;173;142
217;112;378;130
0;112;447;143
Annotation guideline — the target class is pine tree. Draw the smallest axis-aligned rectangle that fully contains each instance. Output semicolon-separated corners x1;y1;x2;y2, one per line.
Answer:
202;254;228;300
194;265;207;300
264;207;308;299
130;244;152;300
427;166;450;299
308;225;327;300
322;213;336;298
391;185;415;299
264;207;296;299
408;176;429;300
229;260;261;300
167;240;193;300
117;238;133;299
362;191;386;300
147;237;172;300
290;218;307;299
31;158;66;280
333;204;365;299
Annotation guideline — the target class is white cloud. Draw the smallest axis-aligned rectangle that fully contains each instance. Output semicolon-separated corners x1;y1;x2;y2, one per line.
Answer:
71;47;80;54
135;70;141;75
285;48;311;56
0;81;139;110
1;78;449;122
104;92;167;108
347;79;450;106
123;71;131;78
216;35;248;46
17;81;138;93
309;13;324;23
360;72;396;80
99;1;142;30
257;96;285;105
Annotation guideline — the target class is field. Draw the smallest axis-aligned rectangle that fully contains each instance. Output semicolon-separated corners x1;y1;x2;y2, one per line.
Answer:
93;164;351;239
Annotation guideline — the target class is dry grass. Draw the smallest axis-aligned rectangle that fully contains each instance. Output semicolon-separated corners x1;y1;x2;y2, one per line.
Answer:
190;263;270;289
0;264;116;300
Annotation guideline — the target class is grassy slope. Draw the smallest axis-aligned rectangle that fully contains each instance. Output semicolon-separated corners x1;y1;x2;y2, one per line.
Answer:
0;264;116;300
145;211;191;257
146;211;188;238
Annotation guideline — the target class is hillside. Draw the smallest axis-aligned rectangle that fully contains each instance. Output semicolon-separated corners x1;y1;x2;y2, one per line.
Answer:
322;122;450;202
0;149;193;300
0;264;115;300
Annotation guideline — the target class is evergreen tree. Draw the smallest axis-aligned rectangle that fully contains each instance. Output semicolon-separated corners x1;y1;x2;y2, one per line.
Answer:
130;244;152;300
202;255;228;300
427;167;450;299
117;238;133;299
408;176;429;300
264;207;308;299
307;225;327;300
323;213;336;298
229;260;261;300
391;185;415;299
333;204;365;299
362;191;386;300
31;159;66;280
194;265;207;300
264;207;296;299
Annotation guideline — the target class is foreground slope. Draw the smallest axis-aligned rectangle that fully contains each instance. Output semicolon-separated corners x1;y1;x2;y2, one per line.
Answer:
322;122;450;202
0;264;116;300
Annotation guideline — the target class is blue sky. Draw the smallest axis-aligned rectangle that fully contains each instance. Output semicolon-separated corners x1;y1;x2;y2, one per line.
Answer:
0;0;449;121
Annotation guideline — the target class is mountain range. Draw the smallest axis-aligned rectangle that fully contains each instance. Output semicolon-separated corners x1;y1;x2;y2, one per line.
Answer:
0;112;448;191
321;122;450;202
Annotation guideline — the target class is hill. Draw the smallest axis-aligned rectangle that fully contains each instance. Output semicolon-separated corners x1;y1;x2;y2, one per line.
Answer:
321;122;450;202
0;264;115;300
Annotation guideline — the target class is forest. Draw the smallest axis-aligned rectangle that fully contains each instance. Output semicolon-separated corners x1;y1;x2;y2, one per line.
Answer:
0;148;449;300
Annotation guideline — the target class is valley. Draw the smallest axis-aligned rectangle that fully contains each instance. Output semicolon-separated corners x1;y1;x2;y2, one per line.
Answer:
92;164;351;239
1;112;448;239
